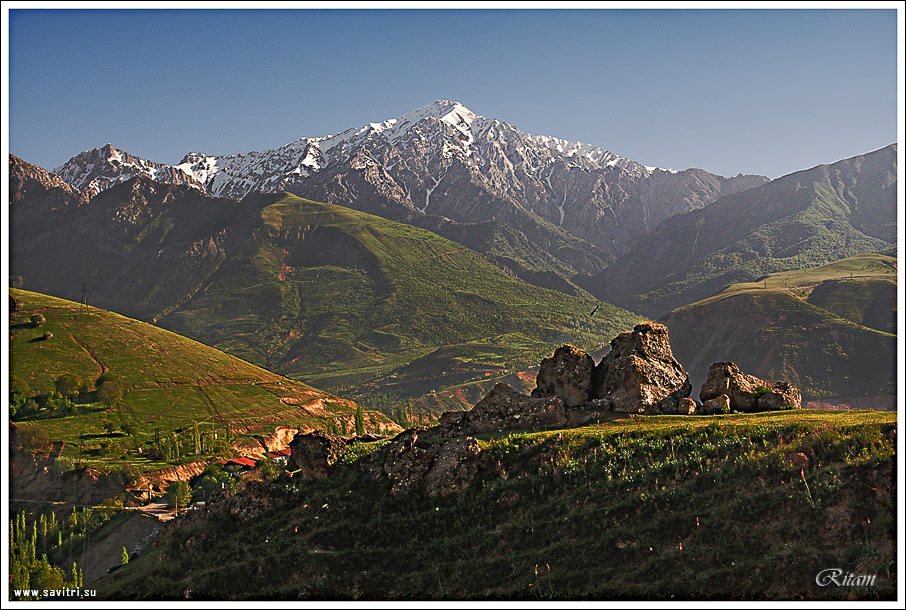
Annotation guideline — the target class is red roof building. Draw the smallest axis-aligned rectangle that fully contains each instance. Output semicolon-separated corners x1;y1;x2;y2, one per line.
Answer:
228;457;257;468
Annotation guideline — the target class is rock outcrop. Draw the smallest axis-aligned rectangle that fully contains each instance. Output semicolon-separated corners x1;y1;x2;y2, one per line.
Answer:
289;431;351;481
591;322;693;414
699;362;801;412
286;327;804;500
531;345;595;407
432;383;567;437
361;428;483;497
677;397;698;415
529;322;692;415
699;394;731;415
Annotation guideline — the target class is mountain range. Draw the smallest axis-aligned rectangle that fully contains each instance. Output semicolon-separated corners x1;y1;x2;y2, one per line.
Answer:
597;144;898;317
9;100;898;413
51;101;767;286
10;155;641;417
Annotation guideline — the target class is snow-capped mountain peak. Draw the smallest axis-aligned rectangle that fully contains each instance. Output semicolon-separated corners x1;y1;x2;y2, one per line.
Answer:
53;143;205;197
52;100;767;252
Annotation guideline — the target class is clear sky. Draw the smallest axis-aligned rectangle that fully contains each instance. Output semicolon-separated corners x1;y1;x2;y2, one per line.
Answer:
7;7;899;179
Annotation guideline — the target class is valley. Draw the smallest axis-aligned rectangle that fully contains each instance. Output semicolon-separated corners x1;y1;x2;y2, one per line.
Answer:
7;100;899;603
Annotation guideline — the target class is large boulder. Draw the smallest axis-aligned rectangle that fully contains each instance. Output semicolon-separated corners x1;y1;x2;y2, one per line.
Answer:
420;437;483;497
288;431;350;481
676;397;698;416
699;362;801;412
434;383;567;437
591;322;692;414
365;428;483;497
531;344;595;407
699;394;730;415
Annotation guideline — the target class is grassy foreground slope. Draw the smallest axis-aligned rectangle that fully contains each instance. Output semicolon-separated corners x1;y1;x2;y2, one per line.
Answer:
8;289;394;473
160;194;641;393
99;410;896;600
661;254;897;403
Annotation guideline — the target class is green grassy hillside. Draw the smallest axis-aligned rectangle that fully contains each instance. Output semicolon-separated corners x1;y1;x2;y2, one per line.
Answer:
409;212;613;297
597;145;897;318
162;194;640;386
11;178;642;416
98;409;896;600
660;254;897;402
343;339;539;419
8;289;394;474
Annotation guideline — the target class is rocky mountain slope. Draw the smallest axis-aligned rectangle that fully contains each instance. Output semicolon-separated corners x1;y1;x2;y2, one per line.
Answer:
53;101;767;259
596;144;897;318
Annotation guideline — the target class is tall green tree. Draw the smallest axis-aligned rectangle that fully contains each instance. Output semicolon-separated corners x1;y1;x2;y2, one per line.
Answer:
355;404;366;436
95;381;122;406
164;480;192;512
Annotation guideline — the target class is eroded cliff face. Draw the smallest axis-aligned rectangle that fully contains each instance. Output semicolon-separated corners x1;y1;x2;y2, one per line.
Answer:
9;442;126;507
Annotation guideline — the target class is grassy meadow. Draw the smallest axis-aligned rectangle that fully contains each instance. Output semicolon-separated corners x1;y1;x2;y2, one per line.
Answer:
99;408;896;600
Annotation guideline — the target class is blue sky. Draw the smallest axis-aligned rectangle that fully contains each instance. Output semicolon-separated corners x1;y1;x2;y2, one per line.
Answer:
8;8;899;178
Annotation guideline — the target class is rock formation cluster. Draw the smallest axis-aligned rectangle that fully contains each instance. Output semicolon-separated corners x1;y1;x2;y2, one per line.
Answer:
288;321;801;495
699;362;801;414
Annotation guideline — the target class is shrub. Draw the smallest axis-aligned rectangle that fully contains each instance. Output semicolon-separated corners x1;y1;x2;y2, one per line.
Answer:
118;464;142;487
752;386;772;398
9;376;30;397
211;439;233;456
192;464;235;502
14;424;49;453
55;374;84;398
30;313;45;328
52;456;76;477
257;458;277;481
9;376;30;419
